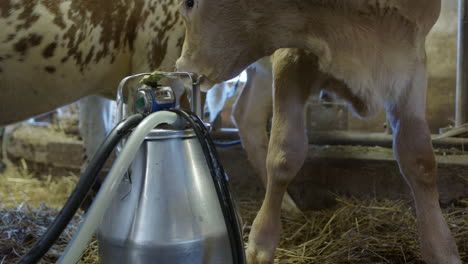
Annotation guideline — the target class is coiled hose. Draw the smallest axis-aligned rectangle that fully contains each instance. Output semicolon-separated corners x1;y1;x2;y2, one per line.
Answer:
18;114;144;264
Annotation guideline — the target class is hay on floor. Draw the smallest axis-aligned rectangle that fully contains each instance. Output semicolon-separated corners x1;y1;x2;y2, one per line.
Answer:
0;162;78;209
0;165;466;264
240;197;467;264
0;203;85;264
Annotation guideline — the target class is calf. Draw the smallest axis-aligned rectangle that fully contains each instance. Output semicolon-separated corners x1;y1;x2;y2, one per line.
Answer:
175;0;462;263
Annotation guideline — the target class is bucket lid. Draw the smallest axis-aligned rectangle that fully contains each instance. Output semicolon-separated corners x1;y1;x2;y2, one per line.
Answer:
144;128;196;140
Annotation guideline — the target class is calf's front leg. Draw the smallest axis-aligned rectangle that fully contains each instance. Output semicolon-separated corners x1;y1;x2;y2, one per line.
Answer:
246;49;312;264
232;63;300;216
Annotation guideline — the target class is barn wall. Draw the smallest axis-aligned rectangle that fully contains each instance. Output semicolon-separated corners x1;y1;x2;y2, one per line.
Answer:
220;145;467;210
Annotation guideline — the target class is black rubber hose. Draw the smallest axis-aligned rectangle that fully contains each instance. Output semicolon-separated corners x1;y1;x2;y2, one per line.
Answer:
169;109;246;264
18;114;144;264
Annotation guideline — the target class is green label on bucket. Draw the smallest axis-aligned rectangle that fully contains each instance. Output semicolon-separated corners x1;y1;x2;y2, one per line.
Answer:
135;97;145;109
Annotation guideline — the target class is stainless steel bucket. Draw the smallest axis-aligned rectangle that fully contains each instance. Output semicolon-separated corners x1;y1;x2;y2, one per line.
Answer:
98;127;233;264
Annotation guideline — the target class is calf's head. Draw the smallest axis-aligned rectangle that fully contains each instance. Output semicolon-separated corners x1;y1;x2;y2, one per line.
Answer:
175;0;271;89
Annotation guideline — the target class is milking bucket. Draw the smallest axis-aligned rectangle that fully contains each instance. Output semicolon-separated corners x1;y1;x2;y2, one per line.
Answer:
97;72;244;264
16;72;244;264
98;126;235;263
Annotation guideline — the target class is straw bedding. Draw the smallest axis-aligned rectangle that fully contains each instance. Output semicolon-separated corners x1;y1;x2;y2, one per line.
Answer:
0;164;466;264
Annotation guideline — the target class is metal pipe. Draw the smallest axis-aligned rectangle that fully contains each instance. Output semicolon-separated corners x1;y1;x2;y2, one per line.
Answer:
456;0;468;126
158;71;203;117
192;78;202;117
210;129;468;150
307;131;468;149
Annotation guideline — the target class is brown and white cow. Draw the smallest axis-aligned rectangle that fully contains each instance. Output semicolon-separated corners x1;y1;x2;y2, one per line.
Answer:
176;0;462;263
0;0;186;126
0;0;188;125
0;0;185;169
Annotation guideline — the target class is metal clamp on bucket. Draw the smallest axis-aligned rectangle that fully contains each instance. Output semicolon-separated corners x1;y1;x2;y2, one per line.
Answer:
116;72;203;123
18;72;245;264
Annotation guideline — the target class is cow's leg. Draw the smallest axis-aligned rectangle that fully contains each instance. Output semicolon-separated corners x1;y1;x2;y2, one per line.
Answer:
231;64;300;215
1;125;16;172
246;49;311;264
387;65;461;264
78;96;114;168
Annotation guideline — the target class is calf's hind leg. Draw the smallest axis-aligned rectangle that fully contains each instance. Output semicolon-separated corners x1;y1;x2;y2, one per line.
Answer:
246;49;315;264
387;64;461;264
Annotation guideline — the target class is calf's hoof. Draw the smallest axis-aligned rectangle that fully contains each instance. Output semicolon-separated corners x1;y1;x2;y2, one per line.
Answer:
246;243;275;264
282;192;302;216
421;243;462;264
246;211;280;264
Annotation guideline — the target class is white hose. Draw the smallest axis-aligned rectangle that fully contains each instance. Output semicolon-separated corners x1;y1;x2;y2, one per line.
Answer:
57;111;183;264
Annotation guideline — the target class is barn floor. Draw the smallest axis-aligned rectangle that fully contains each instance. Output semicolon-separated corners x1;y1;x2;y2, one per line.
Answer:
0;163;466;264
